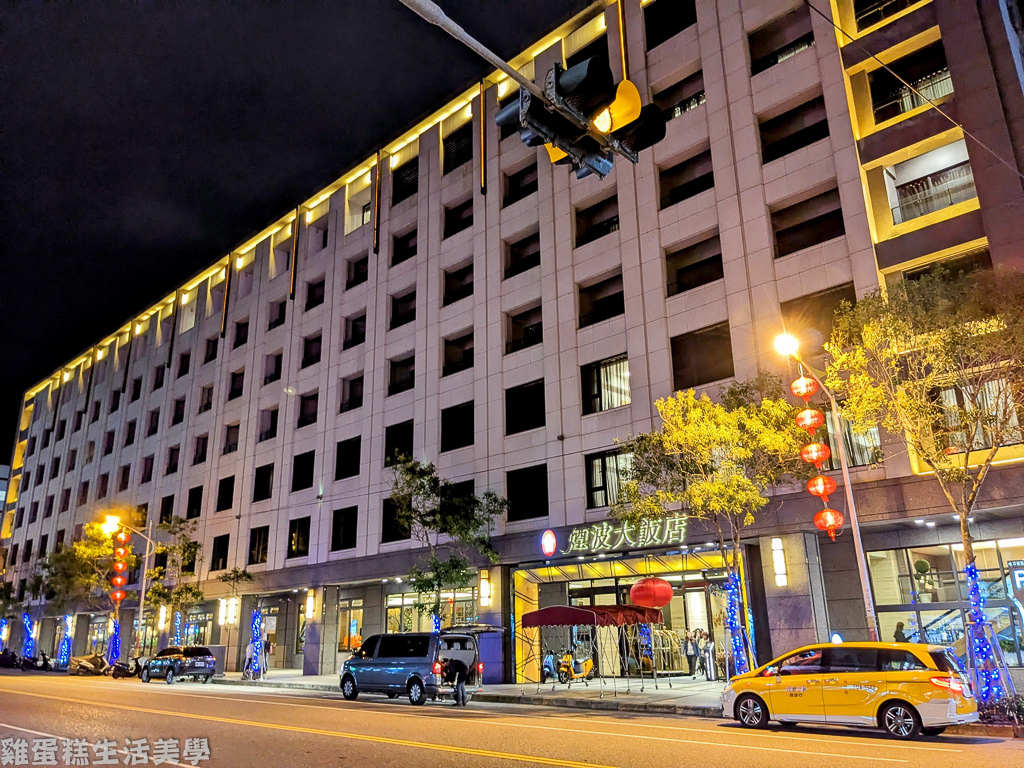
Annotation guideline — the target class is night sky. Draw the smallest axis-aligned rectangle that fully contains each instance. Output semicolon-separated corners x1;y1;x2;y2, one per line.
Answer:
0;0;589;463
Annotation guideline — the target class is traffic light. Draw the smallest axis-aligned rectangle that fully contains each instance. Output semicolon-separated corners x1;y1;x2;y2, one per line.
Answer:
496;56;667;179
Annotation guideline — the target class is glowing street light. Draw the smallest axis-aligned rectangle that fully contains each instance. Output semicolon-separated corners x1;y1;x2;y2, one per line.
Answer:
774;333;800;358
97;512;158;654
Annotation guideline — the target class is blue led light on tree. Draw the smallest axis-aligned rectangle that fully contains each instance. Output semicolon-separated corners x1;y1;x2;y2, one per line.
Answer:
725;574;749;675
251;609;264;678
964;563;1005;703
57;615;73;667
173;611;183;646
21;613;34;658
106;620;121;665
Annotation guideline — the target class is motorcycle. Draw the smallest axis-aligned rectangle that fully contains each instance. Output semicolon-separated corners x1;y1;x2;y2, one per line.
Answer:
111;656;144;679
21;651;54;672
67;653;111;676
540;648;558;684
558;643;595;685
0;650;20;669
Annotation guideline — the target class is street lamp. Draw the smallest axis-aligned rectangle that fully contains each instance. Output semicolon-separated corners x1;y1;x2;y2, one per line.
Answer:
101;513;157;653
774;333;879;641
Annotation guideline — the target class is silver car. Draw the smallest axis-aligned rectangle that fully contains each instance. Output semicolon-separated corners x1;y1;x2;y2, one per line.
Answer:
340;632;483;705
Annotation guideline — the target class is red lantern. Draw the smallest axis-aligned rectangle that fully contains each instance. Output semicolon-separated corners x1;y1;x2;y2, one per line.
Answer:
115;530;130;545
814;508;845;541
790;376;818;401
112;561;128;573
114;547;127;559
629;577;674;608
807;475;837;500
795;408;825;434
801;442;831;467
110;589;126;603
111;575;127;588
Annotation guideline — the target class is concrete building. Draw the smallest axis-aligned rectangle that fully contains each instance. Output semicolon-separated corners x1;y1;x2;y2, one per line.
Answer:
3;0;1024;683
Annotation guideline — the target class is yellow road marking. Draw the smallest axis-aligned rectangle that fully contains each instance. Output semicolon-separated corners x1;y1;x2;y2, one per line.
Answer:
0;685;908;764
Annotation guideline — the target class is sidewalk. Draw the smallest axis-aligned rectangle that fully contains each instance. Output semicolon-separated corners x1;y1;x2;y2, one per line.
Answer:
212;669;727;717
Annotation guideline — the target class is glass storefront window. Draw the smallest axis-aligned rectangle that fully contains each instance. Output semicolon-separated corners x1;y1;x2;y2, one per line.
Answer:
907;546;959;603
338;599;364;652
879;611;920;644
868;550;912;604
385;590;477;634
919;608;965;651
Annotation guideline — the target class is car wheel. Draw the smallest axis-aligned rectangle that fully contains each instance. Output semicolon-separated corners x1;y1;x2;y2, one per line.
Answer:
341;675;358;700
165;669;176;685
920;726;946;737
735;694;770;729
881;702;920;740
407;679;425;706
141;668;151;683
386;692;398;699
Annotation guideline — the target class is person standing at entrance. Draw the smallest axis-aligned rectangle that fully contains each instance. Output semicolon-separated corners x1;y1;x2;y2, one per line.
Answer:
683;632;698;677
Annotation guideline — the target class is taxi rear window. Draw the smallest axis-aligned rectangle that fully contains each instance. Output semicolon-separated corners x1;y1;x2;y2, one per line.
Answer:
929;649;964;673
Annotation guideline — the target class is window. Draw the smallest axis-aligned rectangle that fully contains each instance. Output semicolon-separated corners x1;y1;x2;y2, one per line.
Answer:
443;197;474;239
152;365;165;391
55;529;65;551
392;228;417;266
565;33;607;69
305;278;326;311
749;8;814;76
887;140;976;225
343;313;366;350
390;290;416;330
38;535;48;557
498;90;521;140
579;273;625;327
91;400;101;423
96;474;109;500
216;476;235;512
771;187;845;258
671;322;735;389
68;449;77;471
443;121;474;173
507;464;548;521
23;540;33;562
340;373;364;413
253;463;274;502
262;352;283;386
824;646;879;674
56;419;66;441
14;509;24;529
346;253;369;289
223;423;240;454
780;282;856;356
659;150;714;209
582;355;631;414
575;195;619;247
171;397;186;425
443;263;473;306
60;488;71;513
503;163;538;207
505;379;545;435
506;304;543;354
654;70;706;120
159;494;175;524
131;377;143;402
50;456;60;479
760;96;829;164
110;389;122;413
141;455;154;484
301;333;322;368
228;370;245;400
297;392;319;428
103;430;115;456
44;495;54;518
854;0;917;31
248;525;270;565
8;544;17;566
73;411;83;433
870;42;951;124
335;436;361;480
198;385;214;413
585;451;633;508
320;223;330;250
388;354;415;396
392;158;419;205
165;445;180;475
644;0;696;49
258;407;279;442
210;534;229;572
204;336;219;364
145;408;159;438
186;485;203;519
440;401;474;452
268;299;287;330
442;331;474;376
381;498;410;543
904;248;992;283
778;648;823;675
178;351;191;378
287;517;311;558
29;502;38;523
233;319;249;349
291;450;315;492
666;234;724;296
193;434;208;465
331;506;358;551
505;230;541;279
384;420;414;466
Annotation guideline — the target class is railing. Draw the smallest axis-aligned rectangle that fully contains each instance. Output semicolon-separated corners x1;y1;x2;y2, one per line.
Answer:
873;70;953;124
855;0;917;31
576;216;619;248
891;162;976;224
442;356;473;377
579;292;625;328
761;121;829;164
503;178;538;208
660;172;715;209
505;323;543;354
669;91;706;120
751;33;814;76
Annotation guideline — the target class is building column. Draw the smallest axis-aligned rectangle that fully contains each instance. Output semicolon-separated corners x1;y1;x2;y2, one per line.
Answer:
759;533;833;654
316;586;340;676
72;613;90;656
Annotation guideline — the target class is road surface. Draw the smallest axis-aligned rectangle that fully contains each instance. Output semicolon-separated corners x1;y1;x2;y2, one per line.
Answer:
0;671;1020;767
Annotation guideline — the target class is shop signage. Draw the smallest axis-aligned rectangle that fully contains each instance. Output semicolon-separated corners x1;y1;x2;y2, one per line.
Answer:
559;515;688;555
1009;560;1024;602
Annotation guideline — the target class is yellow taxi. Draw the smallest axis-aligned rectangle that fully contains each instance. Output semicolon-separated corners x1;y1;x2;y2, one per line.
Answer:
721;642;978;739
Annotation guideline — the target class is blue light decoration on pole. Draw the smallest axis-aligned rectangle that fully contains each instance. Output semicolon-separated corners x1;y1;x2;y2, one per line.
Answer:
106;620;121;666
21;613;35;658
172;611;183;646
251;609;263;678
725;573;749;676
964;562;1005;703
432;614;441;633
57;615;73;667
0;618;8;648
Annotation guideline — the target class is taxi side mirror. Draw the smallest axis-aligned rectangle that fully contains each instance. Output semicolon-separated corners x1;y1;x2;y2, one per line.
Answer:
765;665;780;677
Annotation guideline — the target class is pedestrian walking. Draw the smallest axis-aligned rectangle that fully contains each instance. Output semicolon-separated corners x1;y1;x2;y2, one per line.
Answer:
683;631;698;677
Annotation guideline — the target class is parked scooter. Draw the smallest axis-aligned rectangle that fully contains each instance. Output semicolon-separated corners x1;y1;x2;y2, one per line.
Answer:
558;643;595;684
111;656;144;679
540;648;558;684
20;651;53;672
67;653;111;676
0;649;20;669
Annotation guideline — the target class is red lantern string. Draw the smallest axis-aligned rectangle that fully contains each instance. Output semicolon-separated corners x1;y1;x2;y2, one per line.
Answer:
795;408;825;435
807;474;837;502
793;375;844;542
814;508;845;541
790;376;818;402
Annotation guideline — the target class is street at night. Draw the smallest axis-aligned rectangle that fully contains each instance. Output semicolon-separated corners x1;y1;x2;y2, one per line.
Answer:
1;672;1021;768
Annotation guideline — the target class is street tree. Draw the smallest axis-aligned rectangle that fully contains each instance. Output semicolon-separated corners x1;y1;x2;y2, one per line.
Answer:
614;373;810;673
826;267;1024;700
42;520;131;615
145;516;205;634
216;567;255;595
389;459;507;625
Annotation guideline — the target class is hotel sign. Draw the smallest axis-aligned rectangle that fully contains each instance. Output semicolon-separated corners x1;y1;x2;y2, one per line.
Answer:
557;515;688;555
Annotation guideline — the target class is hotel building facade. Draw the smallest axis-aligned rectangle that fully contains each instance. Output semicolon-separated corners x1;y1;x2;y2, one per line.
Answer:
4;0;1024;684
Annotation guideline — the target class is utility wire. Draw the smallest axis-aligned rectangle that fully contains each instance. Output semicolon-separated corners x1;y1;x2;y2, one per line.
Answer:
804;0;1024;183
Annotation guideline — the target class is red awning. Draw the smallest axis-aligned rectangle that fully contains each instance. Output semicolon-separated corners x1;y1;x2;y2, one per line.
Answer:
520;604;663;628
